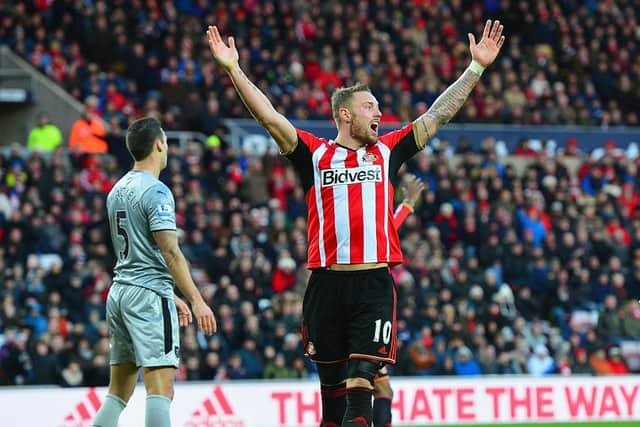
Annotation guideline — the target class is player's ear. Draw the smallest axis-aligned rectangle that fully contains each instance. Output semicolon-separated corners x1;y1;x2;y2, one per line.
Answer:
339;107;351;124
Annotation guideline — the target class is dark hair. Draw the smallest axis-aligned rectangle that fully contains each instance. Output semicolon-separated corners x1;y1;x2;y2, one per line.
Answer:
330;82;371;121
125;117;164;161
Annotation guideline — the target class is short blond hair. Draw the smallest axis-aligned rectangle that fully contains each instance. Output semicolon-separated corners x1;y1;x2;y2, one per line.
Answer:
330;83;371;122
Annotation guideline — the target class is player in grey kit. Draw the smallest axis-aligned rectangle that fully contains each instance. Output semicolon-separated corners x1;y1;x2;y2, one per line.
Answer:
93;117;216;427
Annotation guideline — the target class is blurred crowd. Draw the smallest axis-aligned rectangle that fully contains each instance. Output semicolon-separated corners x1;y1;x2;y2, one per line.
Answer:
0;0;639;137
1;125;640;386
1;0;640;387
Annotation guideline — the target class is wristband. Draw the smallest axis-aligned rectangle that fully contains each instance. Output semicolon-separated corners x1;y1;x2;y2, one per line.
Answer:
402;200;415;212
468;60;485;76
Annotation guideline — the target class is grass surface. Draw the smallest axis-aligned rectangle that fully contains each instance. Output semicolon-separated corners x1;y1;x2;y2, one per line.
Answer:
416;423;639;427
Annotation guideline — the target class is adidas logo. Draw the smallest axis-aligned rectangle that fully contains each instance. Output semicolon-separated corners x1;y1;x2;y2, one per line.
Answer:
60;388;102;427
185;386;245;427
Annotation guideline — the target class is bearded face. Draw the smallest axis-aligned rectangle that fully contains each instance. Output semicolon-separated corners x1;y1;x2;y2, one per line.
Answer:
344;91;381;146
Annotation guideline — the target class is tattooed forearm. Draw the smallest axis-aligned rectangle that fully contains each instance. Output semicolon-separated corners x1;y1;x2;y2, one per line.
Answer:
415;68;481;146
419;117;432;141
425;69;480;129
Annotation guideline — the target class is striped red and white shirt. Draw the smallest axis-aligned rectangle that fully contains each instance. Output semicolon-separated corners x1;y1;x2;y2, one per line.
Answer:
286;123;421;269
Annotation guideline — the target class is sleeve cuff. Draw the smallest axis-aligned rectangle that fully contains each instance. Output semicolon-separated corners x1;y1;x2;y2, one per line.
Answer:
279;141;298;156
468;60;485;76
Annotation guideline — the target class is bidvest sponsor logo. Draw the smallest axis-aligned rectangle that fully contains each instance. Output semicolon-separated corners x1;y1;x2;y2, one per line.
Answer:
320;165;382;187
60;388;102;427
185;386;245;427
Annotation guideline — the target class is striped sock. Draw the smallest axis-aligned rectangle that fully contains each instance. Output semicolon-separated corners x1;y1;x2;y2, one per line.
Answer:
321;382;347;426
342;387;373;427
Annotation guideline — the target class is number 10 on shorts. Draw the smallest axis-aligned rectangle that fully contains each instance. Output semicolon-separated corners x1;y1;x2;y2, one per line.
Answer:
373;319;392;344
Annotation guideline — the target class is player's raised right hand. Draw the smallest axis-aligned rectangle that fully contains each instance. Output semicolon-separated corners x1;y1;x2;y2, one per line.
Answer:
206;25;239;72
468;19;505;68
193;299;217;336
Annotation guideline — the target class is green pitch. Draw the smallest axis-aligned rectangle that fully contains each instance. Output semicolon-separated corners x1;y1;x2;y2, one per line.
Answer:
414;422;638;427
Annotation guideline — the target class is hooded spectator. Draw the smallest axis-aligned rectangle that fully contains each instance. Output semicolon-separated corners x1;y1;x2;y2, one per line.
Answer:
527;344;556;376
271;256;297;294
453;346;482;376
27;113;63;152
607;346;629;375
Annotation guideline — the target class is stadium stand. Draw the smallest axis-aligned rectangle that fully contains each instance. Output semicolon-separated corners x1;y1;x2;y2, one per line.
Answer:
1;0;638;128
0;0;639;386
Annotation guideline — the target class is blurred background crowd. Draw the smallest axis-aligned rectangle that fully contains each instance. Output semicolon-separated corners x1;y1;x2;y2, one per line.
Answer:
1;0;639;132
0;0;640;386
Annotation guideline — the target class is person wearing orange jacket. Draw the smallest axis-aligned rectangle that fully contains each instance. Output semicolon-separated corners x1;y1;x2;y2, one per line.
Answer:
69;108;108;154
589;347;614;375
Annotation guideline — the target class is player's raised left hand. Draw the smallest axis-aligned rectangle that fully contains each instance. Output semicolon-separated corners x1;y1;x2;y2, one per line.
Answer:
469;19;505;68
206;25;239;72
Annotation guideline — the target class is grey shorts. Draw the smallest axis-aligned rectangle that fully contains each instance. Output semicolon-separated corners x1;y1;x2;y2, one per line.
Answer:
106;284;180;368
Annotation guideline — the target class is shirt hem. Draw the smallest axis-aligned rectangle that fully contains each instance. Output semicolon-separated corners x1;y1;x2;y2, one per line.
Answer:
307;259;403;269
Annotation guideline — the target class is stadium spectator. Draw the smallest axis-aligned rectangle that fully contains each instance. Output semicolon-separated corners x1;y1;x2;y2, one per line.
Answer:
453;346;482;376
29;339;59;384
27;112;63;152
527;344;556;376
589;348;614;376
408;330;437;376
271;256;297;294
607;346;629;375
570;348;594;376
263;352;290;380
60;360;84;387
596;295;623;342
2;0;638;128
69;106;108;154
1;138;640;384
621;300;640;339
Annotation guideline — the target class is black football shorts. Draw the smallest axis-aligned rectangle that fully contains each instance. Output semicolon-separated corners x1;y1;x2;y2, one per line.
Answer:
301;267;397;365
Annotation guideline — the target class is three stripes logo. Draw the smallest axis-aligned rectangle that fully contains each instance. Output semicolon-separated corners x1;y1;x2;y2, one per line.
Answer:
58;385;243;427
60;388;102;427
185;386;244;427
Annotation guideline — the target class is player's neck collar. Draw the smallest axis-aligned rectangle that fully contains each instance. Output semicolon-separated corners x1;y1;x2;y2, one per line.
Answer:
335;142;359;152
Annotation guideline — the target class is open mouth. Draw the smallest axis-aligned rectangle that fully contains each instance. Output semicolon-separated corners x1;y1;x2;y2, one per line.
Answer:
370;122;379;133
